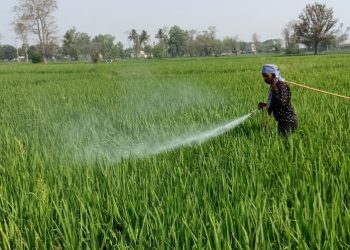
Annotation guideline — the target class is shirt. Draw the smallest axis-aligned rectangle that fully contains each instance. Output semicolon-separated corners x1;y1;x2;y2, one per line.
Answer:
267;80;297;124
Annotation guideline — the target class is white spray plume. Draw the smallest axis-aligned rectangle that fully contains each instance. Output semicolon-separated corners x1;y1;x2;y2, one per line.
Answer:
151;112;253;154
71;111;255;163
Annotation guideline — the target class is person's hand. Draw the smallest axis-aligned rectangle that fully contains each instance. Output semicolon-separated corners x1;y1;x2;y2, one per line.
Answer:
257;102;267;110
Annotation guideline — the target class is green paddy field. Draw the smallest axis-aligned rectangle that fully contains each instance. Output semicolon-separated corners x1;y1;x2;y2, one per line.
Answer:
0;54;349;249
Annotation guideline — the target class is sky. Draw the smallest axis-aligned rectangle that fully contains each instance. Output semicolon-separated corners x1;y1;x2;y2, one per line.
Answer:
1;0;349;47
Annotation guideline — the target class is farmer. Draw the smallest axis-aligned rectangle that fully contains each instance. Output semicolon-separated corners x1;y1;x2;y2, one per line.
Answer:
257;64;298;136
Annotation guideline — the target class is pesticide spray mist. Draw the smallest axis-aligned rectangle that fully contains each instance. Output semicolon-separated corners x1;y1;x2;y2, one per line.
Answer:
60;81;256;163
152;112;254;154
65;111;255;163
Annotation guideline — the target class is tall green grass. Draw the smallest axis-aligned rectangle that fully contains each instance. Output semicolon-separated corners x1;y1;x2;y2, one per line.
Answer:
0;55;349;249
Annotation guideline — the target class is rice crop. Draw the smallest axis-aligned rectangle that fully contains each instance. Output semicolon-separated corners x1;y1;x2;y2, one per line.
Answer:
0;54;349;249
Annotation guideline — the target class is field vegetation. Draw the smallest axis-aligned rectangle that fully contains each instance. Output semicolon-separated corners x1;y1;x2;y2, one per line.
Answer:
0;54;349;249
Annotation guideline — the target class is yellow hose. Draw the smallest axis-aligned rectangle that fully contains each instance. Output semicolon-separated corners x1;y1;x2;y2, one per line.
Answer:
285;80;350;101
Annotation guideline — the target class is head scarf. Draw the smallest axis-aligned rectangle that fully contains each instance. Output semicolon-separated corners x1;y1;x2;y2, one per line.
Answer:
262;64;284;108
262;64;284;81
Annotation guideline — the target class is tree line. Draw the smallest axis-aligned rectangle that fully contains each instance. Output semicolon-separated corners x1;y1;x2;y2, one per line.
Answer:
1;1;348;63
0;25;282;63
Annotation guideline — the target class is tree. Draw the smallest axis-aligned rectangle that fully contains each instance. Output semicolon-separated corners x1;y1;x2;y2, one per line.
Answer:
221;36;240;55
168;25;187;57
0;45;17;60
92;34;115;60
282;20;299;54
238;41;249;53
139;30;150;49
13;20;29;62
45;40;59;60
27;44;41;63
155;28;168;57
152;44;165;58
251;33;259;54
194;26;219;56
128;29;140;58
185;29;198;57
112;42;125;59
294;3;337;54
261;39;282;54
75;32;91;59
62;27;79;60
13;0;57;63
335;23;350;47
61;28;92;61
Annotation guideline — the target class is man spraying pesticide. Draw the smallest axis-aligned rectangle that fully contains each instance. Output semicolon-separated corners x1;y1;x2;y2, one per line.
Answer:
257;64;298;136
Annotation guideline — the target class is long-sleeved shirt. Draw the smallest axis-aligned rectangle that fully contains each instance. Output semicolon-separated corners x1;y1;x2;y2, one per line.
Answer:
267;80;297;124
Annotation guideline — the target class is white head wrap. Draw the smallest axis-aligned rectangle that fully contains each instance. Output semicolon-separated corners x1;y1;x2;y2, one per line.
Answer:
262;64;284;81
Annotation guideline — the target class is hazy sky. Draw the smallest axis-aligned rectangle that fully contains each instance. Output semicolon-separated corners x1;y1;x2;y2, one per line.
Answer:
1;0;349;46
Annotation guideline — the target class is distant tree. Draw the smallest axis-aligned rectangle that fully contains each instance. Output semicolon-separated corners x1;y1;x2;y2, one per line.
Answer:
13;0;58;63
221;36;240;55
185;29;198;57
18;44;29;60
123;47;133;59
168;25;187;57
155;28;168;57
238;41;250;53
294;3;337;54
45;40;59;60
334;23;350;47
13;20;29;62
31;53;43;63
27;44;41;62
152;44;165;58
112;41;125;59
194;26;219;56
273;40;282;53
92;34;115;60
139;30;150;49
62;30;91;60
155;29;166;42
75;32;91;59
251;33;259;53
62;27;79;60
261;39;282;53
282;20;299;54
143;45;153;56
128;29;140;58
27;44;38;58
0;45;17;60
91;51;102;63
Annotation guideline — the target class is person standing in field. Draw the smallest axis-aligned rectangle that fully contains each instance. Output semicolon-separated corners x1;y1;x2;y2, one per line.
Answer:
257;64;298;136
